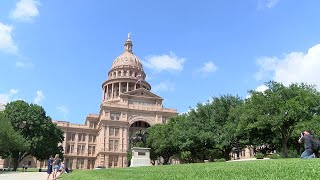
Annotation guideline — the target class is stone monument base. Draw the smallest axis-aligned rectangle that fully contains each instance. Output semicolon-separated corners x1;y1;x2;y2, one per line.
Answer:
130;147;151;167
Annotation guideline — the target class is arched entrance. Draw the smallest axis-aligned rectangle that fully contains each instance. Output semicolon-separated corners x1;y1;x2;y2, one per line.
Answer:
129;120;151;139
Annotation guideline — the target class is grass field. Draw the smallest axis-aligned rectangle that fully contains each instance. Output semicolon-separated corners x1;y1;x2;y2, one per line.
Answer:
59;159;320;180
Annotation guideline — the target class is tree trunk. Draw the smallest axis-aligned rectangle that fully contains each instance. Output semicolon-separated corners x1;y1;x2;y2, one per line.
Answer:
282;136;289;158
224;148;232;161
13;157;19;171
163;156;170;165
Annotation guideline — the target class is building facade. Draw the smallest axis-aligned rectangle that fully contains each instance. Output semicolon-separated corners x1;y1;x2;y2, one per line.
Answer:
54;35;177;169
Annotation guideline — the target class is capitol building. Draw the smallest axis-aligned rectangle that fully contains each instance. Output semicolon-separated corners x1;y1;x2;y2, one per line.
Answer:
54;35;178;169
0;35;178;170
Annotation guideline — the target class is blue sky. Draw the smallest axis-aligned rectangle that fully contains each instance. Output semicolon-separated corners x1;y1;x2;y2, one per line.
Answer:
1;0;320;123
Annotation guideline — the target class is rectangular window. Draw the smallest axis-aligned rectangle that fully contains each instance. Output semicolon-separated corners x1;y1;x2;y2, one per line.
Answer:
66;159;73;169
89;135;96;143
78;134;86;142
77;145;81;155
76;159;84;169
81;145;85;154
76;159;80;169
115;128;119;137
71;145;74;154
67;133;71;141
114;140;119;151
87;160;91;169
109;127;114;136
108;156;113;168
110;112;120;121
66;144;70;154
114;156;118;167
109;127;120;137
109;140;114;151
88;146;92;155
92;146;95;155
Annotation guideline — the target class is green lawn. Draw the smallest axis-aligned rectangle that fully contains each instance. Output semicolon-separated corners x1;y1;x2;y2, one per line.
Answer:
59;159;320;180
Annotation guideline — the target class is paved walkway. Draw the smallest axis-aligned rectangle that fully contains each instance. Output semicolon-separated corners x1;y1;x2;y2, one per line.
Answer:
0;172;60;180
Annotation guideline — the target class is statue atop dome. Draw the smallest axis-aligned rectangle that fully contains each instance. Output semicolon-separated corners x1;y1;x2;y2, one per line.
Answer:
124;33;133;53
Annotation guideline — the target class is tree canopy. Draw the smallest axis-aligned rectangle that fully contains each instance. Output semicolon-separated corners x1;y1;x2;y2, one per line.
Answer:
241;81;320;157
145;81;320;163
0;112;29;155
2;100;64;170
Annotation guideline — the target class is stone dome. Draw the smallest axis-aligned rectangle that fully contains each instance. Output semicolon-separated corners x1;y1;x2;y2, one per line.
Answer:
111;36;143;70
111;51;142;70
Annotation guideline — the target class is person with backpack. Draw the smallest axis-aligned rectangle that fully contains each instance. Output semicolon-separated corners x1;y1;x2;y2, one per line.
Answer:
46;155;53;180
52;154;61;180
298;130;315;158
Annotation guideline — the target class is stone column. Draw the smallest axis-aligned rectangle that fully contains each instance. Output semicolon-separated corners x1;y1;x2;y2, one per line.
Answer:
111;83;114;98
105;155;109;168
72;159;76;170
118;82;121;96
86;133;89;155
120;127;123;152
126;82;129;92
123;127;128;152
105;126;109;151
63;132;68;154
84;159;88;170
75;133;79;156
106;84;109;99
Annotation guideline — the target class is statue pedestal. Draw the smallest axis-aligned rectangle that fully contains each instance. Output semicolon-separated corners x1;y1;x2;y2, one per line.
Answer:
130;147;151;167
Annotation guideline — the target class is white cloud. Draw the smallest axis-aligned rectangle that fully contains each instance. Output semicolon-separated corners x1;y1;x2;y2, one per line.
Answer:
0;89;19;104
257;0;280;9
10;0;40;22
56;105;69;120
143;52;185;72
256;44;320;90
246;84;269;99
33;90;44;104
0;22;17;53
152;81;175;92
266;0;280;8
198;61;218;75
16;61;35;69
255;84;269;92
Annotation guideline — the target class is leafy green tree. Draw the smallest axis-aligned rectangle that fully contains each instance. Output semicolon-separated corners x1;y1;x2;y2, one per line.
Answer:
3;100;64;170
177;95;243;161
0;112;29;156
242;81;320;157
146;118;180;165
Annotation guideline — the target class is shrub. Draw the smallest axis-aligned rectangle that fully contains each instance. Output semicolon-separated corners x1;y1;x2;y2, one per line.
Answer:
215;158;226;162
266;154;281;159
255;153;265;159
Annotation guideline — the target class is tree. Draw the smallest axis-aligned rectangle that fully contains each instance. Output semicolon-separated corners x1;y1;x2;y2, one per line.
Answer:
0;112;29;156
242;81;320;157
3;100;64;170
203;95;243;160
146;118;180;165
177;95;243;161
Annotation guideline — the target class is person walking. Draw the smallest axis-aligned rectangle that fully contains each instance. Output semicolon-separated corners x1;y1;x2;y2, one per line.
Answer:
298;130;315;158
52;154;61;180
46;156;54;180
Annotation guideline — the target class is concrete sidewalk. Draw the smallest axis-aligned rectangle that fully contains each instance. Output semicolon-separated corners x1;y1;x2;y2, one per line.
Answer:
0;172;60;180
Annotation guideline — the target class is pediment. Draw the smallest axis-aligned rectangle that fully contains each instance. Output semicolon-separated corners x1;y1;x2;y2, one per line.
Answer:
121;88;163;100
